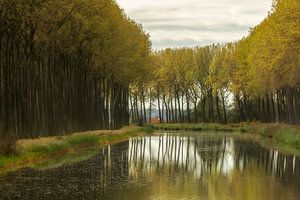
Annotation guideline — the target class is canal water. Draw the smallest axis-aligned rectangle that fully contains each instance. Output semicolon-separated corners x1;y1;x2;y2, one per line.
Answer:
0;132;299;200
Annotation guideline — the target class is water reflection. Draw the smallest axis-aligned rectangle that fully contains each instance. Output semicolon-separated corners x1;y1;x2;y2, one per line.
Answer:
129;136;237;177
0;133;300;200
128;135;299;179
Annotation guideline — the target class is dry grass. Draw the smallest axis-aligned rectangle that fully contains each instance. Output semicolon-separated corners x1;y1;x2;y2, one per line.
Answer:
0;126;148;174
18;126;137;149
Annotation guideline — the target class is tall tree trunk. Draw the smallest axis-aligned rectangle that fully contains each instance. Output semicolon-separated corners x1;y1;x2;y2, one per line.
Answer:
209;90;215;123
176;92;182;123
157;93;162;123
194;101;198;123
170;98;175;123
142;93;147;123
221;93;227;124
149;92;152;123
186;93;191;123
216;92;222;123
202;97;206;122
276;91;281;123
271;93;276;123
174;95;178;123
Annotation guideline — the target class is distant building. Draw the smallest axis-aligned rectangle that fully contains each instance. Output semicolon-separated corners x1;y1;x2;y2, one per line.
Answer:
150;117;160;124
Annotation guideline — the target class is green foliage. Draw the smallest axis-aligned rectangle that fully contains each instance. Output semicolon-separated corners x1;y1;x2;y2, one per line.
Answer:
139;125;155;134
137;0;299;125
247;0;300;91
27;142;70;154
274;128;300;148
0;0;152;138
66;135;100;146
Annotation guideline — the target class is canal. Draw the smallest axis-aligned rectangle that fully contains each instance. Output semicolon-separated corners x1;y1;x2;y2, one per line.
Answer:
1;132;299;200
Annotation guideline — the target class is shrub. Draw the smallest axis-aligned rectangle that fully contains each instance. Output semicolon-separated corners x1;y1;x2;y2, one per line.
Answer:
66;135;99;146
0;135;18;156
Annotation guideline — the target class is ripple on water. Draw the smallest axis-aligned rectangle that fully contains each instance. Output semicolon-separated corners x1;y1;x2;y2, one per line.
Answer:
0;134;300;200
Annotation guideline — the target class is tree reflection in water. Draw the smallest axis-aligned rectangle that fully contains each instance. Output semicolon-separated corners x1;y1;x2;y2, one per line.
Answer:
129;135;299;178
0;133;299;200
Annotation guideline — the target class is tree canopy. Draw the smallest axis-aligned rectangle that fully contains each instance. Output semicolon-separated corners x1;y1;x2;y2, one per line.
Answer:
0;0;151;138
131;0;299;125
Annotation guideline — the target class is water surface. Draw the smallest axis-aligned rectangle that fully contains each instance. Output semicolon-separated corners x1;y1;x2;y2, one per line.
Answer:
0;132;299;200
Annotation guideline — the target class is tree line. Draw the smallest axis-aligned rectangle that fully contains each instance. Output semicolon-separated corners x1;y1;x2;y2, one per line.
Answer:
131;0;300;125
0;0;151;138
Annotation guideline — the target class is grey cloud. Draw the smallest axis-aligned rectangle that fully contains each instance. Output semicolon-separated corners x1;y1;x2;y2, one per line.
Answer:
118;0;272;49
144;23;250;33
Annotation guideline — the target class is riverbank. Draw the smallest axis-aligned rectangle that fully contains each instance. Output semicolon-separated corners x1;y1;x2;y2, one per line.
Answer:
151;123;300;153
0;126;152;175
1;123;299;175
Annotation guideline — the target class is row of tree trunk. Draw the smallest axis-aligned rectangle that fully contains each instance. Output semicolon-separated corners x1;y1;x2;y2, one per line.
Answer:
0;27;129;139
236;88;300;125
130;87;228;125
130;86;299;125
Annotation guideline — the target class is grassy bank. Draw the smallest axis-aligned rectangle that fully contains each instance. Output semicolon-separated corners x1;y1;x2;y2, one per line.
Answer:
151;123;244;132
0;126;152;174
152;123;300;150
1;123;299;174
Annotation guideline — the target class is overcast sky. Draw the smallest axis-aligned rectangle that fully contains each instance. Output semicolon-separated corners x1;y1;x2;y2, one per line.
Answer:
117;0;273;50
